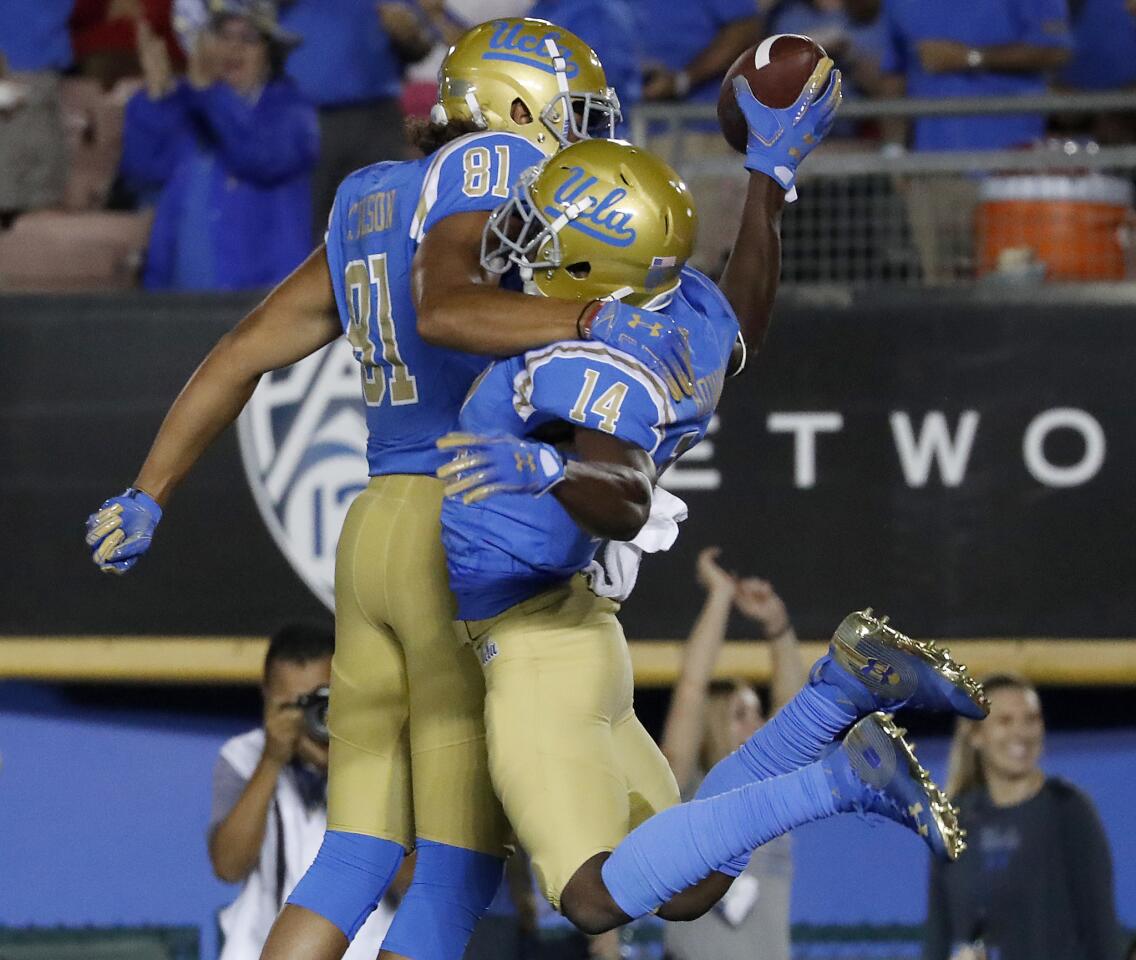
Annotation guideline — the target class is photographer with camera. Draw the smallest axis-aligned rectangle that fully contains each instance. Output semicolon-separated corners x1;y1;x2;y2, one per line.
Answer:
208;622;393;960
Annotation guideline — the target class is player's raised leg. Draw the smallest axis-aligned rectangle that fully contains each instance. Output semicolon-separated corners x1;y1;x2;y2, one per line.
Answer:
565;711;963;932
697;608;989;814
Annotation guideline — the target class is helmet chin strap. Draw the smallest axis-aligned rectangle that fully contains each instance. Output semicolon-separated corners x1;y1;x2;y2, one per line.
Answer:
432;90;487;127
543;38;571;97
464;89;487;128
546;196;593;237
543;37;572;140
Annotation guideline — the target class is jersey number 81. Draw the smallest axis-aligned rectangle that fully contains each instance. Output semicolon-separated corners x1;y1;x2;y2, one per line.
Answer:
344;253;419;407
462;145;510;199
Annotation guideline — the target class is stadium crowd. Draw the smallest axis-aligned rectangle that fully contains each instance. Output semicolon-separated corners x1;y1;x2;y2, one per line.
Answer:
1;0;1136;290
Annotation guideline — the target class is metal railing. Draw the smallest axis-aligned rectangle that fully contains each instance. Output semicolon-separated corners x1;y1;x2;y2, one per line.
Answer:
631;92;1136;286
631;90;1136;139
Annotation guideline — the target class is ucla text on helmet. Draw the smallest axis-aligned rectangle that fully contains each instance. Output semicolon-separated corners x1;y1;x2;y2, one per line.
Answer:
484;20;580;79
546;167;638;247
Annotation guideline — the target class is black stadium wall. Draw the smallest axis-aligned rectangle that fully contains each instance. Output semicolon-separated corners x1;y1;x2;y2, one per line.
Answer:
2;290;1133;641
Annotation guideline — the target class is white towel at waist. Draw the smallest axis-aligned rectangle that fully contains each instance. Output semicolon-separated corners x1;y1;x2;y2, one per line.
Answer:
584;487;688;602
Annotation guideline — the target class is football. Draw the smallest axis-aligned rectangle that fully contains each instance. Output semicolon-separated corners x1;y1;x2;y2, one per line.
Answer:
717;34;828;153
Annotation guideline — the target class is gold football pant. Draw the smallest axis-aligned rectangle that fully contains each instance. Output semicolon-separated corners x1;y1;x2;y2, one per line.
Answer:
456;576;681;908
326;474;509;857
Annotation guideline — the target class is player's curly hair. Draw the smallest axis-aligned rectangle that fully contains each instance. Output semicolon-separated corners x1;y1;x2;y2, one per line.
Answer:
405;115;486;156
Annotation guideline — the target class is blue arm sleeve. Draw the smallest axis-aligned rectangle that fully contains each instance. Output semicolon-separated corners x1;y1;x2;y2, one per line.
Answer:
120;85;191;195
521;346;671;455
1014;0;1073;47
188;82;320;186
415;133;546;240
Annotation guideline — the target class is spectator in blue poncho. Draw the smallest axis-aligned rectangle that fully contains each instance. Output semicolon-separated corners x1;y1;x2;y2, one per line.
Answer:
122;1;319;291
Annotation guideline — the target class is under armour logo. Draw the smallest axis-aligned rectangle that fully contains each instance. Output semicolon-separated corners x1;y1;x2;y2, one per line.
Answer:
627;315;664;337
863;659;900;686
515;452;536;473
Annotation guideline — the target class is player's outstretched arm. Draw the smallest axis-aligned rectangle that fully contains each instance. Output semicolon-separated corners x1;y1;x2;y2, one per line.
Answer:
436;428;654;543
718;58;842;354
717;174;786;357
413;213;693;398
85;247;341;572
133;246;340;505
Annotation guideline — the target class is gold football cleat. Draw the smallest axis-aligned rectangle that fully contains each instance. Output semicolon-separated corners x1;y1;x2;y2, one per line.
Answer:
844;711;967;861
831;609;989;719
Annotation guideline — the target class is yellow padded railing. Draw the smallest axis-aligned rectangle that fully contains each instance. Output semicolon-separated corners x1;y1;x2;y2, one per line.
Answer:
1;637;1134;686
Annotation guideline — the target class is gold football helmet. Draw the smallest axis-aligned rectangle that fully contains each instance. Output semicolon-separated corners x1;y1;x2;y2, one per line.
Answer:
432;18;620;156
481;139;697;307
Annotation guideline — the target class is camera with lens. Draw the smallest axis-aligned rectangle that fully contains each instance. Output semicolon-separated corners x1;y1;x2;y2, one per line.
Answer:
293;686;330;743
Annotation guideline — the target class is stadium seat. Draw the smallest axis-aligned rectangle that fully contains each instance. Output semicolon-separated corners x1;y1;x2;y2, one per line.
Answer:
0;209;153;291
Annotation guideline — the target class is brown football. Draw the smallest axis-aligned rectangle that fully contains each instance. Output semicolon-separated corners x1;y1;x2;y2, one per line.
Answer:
717;34;827;153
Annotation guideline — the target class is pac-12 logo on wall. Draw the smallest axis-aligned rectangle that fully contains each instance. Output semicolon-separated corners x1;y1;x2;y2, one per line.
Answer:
237;340;369;611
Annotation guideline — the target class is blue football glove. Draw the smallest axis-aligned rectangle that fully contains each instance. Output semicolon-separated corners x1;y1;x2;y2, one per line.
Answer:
436;433;567;505
85;487;162;574
735;57;843;197
582;300;693;401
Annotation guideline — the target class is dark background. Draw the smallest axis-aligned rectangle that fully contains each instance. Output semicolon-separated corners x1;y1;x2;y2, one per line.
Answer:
2;289;1133;640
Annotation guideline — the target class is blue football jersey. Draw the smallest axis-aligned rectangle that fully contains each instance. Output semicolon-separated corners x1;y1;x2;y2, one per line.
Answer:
441;267;739;619
324;131;545;476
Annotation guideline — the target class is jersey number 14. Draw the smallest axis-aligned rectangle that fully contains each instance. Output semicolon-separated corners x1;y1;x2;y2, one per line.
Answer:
344;253;419;407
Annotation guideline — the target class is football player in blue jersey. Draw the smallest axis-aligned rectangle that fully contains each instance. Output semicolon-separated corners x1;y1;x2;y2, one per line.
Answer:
83;19;702;960
432;101;988;934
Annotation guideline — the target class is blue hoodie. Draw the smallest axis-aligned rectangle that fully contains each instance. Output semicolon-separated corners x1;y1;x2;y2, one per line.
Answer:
122;79;319;290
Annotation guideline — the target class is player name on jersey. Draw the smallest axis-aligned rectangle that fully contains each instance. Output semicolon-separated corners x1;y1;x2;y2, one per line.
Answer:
345;189;397;242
